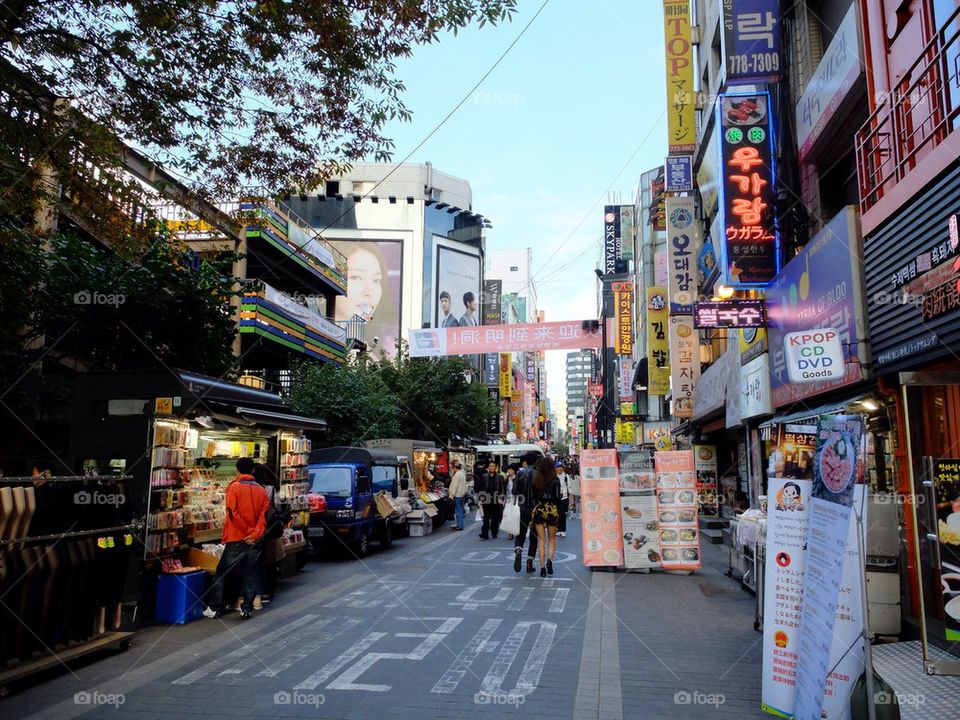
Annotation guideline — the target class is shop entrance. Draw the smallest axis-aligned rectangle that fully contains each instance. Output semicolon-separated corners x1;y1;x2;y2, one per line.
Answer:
901;371;960;674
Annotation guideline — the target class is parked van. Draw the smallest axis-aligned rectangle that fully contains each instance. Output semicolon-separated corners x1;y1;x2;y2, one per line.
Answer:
306;447;411;558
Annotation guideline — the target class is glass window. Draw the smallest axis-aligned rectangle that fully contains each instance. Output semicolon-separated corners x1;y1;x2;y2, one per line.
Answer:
309;466;353;496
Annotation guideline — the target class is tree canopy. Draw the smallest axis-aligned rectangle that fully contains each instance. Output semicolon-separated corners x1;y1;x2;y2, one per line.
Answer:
0;0;516;218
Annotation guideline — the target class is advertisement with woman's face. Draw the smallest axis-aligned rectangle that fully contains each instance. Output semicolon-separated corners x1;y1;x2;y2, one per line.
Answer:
331;240;402;356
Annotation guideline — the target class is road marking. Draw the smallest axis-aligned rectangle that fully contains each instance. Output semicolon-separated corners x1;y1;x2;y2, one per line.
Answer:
450;585;512;610
325;618;463;692
507;586;534;611
256;618;362;678
479;621;557;699
573;572;622;720
431;618;503;694
171;614;319;685
294;632;387;690
550;588;570;613
461;550;501;562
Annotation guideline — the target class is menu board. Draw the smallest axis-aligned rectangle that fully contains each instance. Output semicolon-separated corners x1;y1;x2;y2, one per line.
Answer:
619;450;660;570
653;451;701;570
694;444;719;516
580;449;623;567
933;459;960;641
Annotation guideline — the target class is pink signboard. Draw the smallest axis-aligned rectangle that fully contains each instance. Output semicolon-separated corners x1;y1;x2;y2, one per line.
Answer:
408;320;610;357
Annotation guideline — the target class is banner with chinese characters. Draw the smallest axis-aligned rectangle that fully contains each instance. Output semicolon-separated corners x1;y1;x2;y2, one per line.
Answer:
613;280;635;355
653;450;701;571
646;287;670;395
663;0;695;154
408;320;608;357
666;196;697;314
717;92;779;287
694;300;766;328
721;0;781;85
665;155;693;192
580;449;623;567
669;315;700;417
499;353;512;398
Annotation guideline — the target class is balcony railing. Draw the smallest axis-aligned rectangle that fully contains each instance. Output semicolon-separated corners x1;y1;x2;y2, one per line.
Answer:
856;4;960;215
336;314;367;347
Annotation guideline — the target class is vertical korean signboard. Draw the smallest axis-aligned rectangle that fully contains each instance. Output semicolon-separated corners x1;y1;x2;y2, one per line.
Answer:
499;353;512;398
620;205;635;261
717;92;779;287
651;171;666;232
669;315;700;418
613;281;635;356
580;449;623;568
721;0;782;85
665;155;693;192
646;287;670;395
666;196;697;313
654;450;701;570
663;0;695;154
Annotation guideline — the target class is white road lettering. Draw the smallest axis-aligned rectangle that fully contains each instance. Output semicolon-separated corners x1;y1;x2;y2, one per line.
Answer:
431;618;502;694
480;621;557;700
294;632;387;691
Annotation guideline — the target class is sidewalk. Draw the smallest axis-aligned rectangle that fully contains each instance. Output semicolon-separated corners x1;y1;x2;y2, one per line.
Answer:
2;515;766;719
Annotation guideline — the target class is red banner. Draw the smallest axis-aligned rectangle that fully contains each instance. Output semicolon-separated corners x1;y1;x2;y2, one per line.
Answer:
408;320;610;357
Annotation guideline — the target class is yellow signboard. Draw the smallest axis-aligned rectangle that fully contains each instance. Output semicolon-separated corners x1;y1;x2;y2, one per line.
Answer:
499;353;512;398
646;287;671;395
663;0;695;154
154;397;174;416
613;281;635;356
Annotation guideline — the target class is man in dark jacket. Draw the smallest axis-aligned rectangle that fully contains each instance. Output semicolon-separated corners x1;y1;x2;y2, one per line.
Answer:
512;454;540;573
476;460;506;540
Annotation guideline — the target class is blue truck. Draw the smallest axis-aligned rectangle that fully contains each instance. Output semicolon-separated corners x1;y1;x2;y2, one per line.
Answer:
306;446;411;558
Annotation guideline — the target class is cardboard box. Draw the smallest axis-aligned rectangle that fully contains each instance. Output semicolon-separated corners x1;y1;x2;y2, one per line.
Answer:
423;504;439;518
407;510;426;522
409;520;433;537
185;547;220;573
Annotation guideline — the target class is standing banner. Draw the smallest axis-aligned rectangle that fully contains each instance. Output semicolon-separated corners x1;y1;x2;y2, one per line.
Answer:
654;450;701;571
663;0;695;154
580;449;623;567
666;196;698;314
721;0;782;85
646;287;671;395
620;450;659;570
716;92;779;287
499;353;512;398
792;415;864;720
613;280;635;355
669;315;700;418
694;445;719;516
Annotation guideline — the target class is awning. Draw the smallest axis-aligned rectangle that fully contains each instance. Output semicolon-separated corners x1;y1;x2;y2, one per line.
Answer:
632;358;648;390
235;406;327;431
758;392;874;429
178;371;286;408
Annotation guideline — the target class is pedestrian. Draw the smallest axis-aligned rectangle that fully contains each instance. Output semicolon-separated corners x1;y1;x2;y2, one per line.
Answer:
203;457;269;619
448;460;467;531
504;464;518;540
531;456;561;577
569;460;582;518
253;462;283;609
511;453;540;573
477;460;505;539
556;461;570;537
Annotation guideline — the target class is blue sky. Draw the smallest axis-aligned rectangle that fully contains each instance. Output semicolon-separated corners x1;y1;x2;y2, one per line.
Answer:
379;0;669;414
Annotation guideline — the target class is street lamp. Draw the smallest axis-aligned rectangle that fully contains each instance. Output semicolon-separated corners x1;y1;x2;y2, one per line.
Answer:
586;267;613;448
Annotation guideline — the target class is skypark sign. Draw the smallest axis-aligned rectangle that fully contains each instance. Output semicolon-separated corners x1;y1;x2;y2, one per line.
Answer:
409;320;614;357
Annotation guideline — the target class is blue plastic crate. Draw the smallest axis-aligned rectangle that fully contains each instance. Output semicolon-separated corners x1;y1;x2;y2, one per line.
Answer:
156;570;206;624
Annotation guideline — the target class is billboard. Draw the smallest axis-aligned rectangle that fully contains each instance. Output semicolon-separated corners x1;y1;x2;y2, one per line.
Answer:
331;239;403;357
663;0;695;154
716;92;779;287
603;205;621;274
721;0;782;85
433;238;482;329
482;279;502;326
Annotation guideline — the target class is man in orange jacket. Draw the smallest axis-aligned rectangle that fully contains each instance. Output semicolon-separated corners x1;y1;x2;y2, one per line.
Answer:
203;457;269;619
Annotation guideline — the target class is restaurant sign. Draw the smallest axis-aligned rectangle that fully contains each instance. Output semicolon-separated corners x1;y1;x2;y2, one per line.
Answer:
694;299;766;328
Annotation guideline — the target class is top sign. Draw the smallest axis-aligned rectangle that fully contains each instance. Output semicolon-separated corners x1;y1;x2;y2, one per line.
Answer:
694;300;766;328
717;92;780;287
722;0;782;85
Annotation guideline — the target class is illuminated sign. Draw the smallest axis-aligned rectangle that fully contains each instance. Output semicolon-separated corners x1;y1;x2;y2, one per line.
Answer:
717;92;779;287
694;300;766;328
613;280;635;355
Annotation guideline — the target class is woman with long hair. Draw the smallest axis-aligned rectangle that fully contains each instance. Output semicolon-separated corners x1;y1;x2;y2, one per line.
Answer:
531;456;561;577
331;240;399;355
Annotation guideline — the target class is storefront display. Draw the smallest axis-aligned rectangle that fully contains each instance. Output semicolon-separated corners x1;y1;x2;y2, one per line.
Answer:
580;449;623;568
694;445;719;516
654;450;701;571
619;450;659;570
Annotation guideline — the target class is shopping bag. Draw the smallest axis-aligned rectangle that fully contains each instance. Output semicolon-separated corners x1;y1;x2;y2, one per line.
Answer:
501;503;521;536
475;507;483;522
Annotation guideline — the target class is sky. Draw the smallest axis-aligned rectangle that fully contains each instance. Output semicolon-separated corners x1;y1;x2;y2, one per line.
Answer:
378;0;669;417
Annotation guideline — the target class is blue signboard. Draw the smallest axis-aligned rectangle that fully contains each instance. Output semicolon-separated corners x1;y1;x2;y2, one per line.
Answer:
722;0;782;85
665;156;693;192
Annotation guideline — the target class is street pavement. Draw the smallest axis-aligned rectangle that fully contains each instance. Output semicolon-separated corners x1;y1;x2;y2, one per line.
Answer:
3;515;767;719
